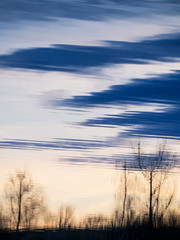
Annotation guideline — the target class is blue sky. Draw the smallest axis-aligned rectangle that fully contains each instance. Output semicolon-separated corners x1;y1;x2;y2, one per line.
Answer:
1;0;180;161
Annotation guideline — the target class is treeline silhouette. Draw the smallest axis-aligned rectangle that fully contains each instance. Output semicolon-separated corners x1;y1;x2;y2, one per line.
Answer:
0;142;180;240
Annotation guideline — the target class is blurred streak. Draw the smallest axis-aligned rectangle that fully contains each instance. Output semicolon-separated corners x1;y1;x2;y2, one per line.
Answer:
1;0;180;24
0;2;180;234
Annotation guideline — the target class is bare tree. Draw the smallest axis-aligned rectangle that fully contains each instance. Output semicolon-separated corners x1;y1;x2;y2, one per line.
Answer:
112;160;131;229
58;205;74;229
0;204;7;231
120;161;127;229
5;169;45;231
136;141;174;228
82;214;108;229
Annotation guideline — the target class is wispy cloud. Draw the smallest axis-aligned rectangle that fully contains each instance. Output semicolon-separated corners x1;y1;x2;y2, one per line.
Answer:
58;71;180;108
0;138;112;150
0;33;180;73
52;71;180;139
1;0;178;23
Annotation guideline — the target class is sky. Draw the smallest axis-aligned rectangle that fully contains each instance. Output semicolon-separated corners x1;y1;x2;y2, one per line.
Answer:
0;0;180;216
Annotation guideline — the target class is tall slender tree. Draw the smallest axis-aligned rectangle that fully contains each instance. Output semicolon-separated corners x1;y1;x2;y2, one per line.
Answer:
5;170;45;231
136;141;174;228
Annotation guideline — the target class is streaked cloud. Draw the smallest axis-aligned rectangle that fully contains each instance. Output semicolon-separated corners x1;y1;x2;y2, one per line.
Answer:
59;71;180;108
1;0;179;23
53;71;180;139
0;138;111;150
0;33;180;74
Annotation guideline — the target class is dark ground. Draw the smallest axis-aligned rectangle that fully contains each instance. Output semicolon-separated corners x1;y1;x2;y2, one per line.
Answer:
0;227;180;240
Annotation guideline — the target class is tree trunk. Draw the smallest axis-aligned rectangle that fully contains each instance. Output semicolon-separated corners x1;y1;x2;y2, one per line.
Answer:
149;172;153;228
120;162;127;229
16;182;22;232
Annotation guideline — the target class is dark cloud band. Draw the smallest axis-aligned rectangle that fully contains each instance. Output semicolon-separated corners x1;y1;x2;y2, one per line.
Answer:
0;34;180;73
